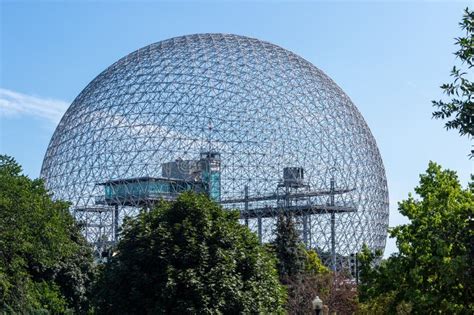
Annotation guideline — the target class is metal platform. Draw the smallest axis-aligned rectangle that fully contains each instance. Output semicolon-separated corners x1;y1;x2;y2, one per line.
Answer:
239;203;356;219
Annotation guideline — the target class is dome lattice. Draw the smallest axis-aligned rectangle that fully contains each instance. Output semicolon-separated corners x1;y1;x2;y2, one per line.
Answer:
41;33;389;267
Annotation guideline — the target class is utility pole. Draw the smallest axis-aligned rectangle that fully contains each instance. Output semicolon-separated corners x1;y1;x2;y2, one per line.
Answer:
244;185;249;227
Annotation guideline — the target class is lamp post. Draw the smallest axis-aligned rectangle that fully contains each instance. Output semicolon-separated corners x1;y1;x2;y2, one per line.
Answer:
312;295;323;315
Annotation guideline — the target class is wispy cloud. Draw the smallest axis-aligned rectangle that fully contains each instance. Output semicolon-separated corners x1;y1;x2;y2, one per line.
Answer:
0;88;69;124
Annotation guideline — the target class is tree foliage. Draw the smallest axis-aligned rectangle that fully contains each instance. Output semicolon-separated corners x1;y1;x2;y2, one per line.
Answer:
271;213;356;314
359;162;474;314
0;155;95;313
94;192;286;314
432;8;474;144
273;213;307;280
305;249;330;275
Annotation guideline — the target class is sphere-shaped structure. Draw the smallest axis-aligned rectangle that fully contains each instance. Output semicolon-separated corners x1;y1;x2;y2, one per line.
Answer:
41;34;389;264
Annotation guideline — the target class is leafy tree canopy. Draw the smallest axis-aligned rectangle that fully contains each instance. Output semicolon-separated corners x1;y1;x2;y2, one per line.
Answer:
305;249;330;275
272;213;307;280
94;192;286;314
0;155;95;314
359;162;474;314
270;213;356;314
432;8;474;146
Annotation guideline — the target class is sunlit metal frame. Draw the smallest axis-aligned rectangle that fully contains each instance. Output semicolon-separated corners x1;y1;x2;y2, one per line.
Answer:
41;34;389;268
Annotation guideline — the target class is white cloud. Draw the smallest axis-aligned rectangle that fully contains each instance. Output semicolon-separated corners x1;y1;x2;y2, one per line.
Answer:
0;88;69;124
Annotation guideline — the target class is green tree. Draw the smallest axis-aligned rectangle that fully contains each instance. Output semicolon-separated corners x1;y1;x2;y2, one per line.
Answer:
94;192;286;314
305;249;330;275
359;162;474;314
272;213;306;280
271;214;357;314
432;8;474;147
0;155;95;313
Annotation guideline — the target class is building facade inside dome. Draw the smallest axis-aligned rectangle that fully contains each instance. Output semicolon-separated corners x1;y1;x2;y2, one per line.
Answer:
41;33;389;269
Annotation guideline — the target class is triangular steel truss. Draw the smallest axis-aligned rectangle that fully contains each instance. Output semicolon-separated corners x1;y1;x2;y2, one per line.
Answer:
40;33;389;268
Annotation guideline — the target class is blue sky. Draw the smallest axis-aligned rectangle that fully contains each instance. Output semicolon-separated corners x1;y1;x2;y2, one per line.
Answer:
1;1;472;256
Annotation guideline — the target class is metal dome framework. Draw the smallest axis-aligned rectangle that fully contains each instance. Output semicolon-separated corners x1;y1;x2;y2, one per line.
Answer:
41;34;389;269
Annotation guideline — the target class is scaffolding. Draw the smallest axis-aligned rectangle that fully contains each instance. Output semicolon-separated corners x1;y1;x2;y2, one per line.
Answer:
93;160;355;270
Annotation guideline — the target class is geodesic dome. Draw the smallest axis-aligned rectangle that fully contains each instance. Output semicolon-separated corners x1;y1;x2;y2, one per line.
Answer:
41;33;389;264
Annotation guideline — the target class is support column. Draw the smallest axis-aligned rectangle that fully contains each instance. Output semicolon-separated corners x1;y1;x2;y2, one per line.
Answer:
308;215;312;248
330;177;336;272
258;216;262;243
303;214;308;247
244;185;249;227
356;254;359;285
114;205;119;243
